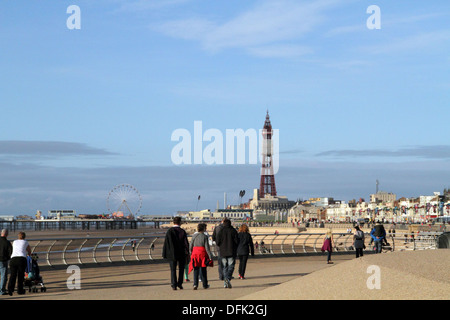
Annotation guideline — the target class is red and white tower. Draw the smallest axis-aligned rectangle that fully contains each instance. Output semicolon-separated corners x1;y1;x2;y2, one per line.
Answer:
259;111;277;198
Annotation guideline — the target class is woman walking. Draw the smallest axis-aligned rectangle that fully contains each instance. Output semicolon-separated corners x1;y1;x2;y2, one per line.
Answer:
353;226;365;258
189;223;213;289
7;232;31;295
321;229;335;264
237;224;254;279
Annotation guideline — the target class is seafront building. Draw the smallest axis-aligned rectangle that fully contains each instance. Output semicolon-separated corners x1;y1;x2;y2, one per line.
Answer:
181;113;449;224
287;191;449;223
183;208;253;220
370;191;397;203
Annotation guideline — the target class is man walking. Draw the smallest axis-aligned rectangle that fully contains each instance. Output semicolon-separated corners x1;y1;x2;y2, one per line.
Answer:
0;229;12;295
216;218;239;288
212;218;225;280
162;217;189;290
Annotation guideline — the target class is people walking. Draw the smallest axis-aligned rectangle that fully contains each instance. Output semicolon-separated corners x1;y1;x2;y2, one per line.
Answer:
237;224;254;279
321;229;335;264
162;217;189;290
7;231;31;295
353;226;365;258
0;229;12;295
388;223;396;238
189;223;213;290
212;218;225;280
216;218;239;288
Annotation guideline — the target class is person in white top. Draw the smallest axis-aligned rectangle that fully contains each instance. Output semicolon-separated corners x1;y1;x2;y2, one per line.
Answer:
7;232;31;296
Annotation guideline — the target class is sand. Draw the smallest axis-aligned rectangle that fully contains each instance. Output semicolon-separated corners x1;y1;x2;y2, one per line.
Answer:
241;249;450;300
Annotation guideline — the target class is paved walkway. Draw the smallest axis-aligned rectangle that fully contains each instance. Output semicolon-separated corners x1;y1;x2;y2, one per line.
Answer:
2;250;449;301
0;254;351;300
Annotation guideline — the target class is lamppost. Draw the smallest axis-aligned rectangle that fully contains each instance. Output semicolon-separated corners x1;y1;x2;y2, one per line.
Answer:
196;195;201;211
239;190;245;207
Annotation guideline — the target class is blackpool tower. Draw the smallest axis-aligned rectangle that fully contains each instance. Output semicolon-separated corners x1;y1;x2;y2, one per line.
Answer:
259;111;277;199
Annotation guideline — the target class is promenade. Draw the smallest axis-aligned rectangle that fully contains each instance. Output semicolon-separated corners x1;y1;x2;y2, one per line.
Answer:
1;254;351;300
1;249;448;301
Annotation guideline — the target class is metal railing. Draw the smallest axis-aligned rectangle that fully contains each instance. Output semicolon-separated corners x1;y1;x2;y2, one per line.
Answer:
26;232;442;268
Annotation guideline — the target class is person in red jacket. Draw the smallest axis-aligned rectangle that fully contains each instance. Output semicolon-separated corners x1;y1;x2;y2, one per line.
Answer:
189;223;213;289
321;229;336;264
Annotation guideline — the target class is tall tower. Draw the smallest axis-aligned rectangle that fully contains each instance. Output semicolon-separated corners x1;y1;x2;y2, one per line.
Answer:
259;111;277;198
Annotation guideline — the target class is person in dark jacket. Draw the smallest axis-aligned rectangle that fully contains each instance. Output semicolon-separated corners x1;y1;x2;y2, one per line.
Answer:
0;229;12;295
370;223;386;254
216;218;238;288
162;217;189;290
352;226;365;258
212;218;225;280
237;224;254;279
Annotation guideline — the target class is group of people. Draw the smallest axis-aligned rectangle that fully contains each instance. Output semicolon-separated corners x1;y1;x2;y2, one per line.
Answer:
320;222;388;263
0;229;32;296
162;217;254;290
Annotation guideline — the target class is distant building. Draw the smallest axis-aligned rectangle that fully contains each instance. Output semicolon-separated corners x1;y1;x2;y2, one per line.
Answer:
249;189;295;213
370;191;396;203
48;210;77;220
288;203;323;221
214;209;253;220
186;209;253;220
444;188;450;202
305;197;340;207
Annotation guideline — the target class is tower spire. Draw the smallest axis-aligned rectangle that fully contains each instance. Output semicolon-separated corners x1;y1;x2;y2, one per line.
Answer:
259;111;277;198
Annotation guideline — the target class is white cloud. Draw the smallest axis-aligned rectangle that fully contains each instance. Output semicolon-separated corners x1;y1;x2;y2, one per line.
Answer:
113;0;191;12
0;141;116;156
156;18;215;41
246;44;314;58
363;30;450;55
316;145;450;160
325;12;448;38
153;0;340;57
325;24;364;37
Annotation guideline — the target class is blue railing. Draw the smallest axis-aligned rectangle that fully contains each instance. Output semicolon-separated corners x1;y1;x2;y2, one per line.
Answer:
25;232;441;267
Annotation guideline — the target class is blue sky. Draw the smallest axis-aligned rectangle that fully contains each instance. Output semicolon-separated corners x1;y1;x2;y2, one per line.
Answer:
0;0;449;216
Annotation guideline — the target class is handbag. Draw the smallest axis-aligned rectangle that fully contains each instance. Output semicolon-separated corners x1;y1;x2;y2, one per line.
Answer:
205;258;214;267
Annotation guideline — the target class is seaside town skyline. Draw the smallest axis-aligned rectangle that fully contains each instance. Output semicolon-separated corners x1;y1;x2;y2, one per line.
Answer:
1;1;450;216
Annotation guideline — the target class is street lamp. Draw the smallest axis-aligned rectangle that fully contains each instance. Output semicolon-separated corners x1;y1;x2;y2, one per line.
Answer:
196;195;201;211
239;190;246;207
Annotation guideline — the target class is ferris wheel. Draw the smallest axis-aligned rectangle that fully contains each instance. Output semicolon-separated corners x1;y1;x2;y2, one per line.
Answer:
107;184;142;217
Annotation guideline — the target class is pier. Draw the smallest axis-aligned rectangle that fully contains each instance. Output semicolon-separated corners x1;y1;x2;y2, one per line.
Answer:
0;219;142;232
